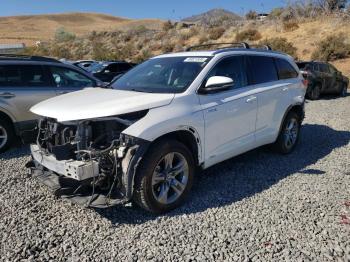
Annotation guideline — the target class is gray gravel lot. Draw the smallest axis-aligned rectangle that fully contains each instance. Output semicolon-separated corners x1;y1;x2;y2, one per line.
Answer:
1;95;350;261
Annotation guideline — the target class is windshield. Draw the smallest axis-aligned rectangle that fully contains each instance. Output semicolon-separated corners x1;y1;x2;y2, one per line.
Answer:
90;62;107;73
111;56;211;93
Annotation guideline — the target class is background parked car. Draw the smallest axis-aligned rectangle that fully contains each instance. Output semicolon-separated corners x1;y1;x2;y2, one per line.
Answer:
73;60;97;71
0;54;103;152
297;61;348;100
91;61;136;82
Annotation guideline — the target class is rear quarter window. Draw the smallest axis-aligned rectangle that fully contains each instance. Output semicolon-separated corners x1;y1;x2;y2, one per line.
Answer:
275;58;298;79
247;55;278;84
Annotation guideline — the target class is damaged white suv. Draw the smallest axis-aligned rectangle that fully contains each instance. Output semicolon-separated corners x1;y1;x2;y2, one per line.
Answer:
27;43;306;213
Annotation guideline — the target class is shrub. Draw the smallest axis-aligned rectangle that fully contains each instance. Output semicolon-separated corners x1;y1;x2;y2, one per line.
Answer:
269;7;284;19
162;41;175;53
54;27;76;42
50;44;73;59
162;20;174;31
208;27;225;40
311;34;350;61
91;41;119;60
259;37;298;58
235;29;262;42
283;21;299;32
245;10;258;20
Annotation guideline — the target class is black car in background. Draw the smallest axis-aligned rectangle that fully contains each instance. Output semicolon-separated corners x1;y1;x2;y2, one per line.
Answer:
297;61;348;100
91;61;136;82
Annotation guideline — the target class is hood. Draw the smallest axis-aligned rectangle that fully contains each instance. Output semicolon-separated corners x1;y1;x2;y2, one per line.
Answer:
31;88;175;122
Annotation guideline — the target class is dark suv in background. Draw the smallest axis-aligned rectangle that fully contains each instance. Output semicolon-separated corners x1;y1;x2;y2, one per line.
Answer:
90;61;136;82
0;54;103;153
297;61;348;100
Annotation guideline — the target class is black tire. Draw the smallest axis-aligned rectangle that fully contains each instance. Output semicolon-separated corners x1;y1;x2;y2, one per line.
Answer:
0;118;15;153
309;84;321;100
133;139;195;214
339;83;347;97
273;111;301;154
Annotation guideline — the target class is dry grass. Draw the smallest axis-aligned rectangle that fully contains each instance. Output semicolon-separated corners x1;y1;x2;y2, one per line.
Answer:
0;12;163;45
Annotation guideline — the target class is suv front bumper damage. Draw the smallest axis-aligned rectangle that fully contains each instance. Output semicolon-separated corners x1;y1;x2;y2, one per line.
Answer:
27;138;150;208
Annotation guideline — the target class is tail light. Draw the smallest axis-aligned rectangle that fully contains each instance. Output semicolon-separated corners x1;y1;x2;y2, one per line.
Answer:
302;79;308;88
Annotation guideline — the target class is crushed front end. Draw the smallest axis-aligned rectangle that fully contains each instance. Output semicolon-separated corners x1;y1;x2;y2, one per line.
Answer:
26;113;149;208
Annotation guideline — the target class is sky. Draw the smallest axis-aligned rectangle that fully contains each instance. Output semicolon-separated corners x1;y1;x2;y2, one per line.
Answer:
0;0;288;20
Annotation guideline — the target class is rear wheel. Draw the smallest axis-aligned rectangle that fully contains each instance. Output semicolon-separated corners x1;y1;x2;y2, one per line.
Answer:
133;139;195;214
309;84;321;100
0;119;14;153
273;111;301;154
339;83;347;97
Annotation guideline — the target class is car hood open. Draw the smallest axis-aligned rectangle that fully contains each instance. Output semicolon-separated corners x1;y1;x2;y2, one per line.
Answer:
31;88;175;122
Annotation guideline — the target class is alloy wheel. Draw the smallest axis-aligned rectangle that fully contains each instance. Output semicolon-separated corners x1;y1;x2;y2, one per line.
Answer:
151;152;189;205
283;118;299;150
0;125;8;150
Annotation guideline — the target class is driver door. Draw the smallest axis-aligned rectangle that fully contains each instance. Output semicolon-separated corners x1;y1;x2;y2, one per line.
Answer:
199;56;258;168
47;66;96;96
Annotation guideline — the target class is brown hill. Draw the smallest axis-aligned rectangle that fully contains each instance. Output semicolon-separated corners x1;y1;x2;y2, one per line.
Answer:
0;12;163;45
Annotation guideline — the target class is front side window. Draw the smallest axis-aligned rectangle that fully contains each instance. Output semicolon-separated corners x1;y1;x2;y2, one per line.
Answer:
49;66;94;88
248;56;278;84
275;58;298;79
0;65;49;87
112;57;210;93
206;56;247;89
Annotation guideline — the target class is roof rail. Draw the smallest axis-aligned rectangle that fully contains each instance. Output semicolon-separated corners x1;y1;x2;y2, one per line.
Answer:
0;54;60;63
185;42;250;51
185;42;274;53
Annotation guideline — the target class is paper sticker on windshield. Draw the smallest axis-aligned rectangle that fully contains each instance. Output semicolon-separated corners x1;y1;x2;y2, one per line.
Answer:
184;57;208;63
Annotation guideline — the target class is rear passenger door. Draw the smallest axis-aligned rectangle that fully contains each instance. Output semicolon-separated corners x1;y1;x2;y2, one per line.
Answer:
247;55;298;145
0;64;56;122
319;63;333;91
47;66;96;95
199;55;258;167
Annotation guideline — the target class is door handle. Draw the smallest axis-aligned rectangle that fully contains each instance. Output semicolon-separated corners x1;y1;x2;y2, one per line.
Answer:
282;87;289;92
57;91;68;95
246;96;257;103
0;92;15;98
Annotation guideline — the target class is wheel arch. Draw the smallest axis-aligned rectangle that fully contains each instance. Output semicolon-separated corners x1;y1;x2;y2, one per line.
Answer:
150;128;202;166
277;103;304;138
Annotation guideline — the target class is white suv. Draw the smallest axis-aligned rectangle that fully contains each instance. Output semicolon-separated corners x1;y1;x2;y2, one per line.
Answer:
28;43;306;213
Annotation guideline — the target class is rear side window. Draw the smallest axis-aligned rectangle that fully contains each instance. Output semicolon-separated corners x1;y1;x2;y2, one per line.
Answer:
319;64;329;73
207;56;248;89
0;65;50;87
275;58;298;79
49;66;94;88
247;56;278;84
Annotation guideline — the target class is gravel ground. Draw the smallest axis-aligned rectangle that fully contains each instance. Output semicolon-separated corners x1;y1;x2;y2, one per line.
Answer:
1;95;349;262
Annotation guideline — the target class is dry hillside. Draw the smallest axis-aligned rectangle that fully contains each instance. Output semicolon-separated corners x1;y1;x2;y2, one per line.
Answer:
1;12;349;77
0;12;163;45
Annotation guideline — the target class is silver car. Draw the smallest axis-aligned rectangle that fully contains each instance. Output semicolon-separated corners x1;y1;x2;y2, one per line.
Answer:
0;55;103;153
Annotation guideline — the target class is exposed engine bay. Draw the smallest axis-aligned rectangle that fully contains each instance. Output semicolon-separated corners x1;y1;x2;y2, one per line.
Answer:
27;111;150;208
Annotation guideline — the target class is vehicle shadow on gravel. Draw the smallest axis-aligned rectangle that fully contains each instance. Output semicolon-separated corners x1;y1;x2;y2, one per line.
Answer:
96;123;350;225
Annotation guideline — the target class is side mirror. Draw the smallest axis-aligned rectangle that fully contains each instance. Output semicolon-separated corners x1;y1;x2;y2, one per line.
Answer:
199;76;234;94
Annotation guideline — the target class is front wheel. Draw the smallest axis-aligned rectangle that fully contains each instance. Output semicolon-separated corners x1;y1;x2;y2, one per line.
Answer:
0;119;14;154
133;139;195;214
273;111;301;154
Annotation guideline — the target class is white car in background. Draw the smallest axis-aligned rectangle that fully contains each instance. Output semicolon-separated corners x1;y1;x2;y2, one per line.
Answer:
27;43;306;213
